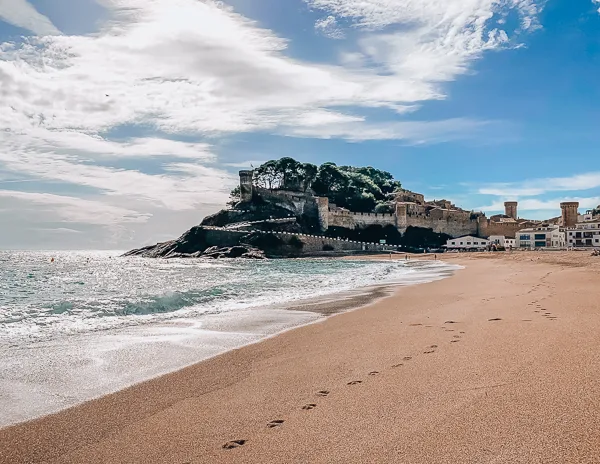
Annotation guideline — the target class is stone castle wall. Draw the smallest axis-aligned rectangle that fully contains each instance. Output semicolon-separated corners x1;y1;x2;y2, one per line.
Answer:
201;227;387;255
329;210;396;229
401;216;478;237
477;218;532;239
273;231;387;253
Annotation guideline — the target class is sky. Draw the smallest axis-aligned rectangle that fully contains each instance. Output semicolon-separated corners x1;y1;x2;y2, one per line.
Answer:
1;0;599;249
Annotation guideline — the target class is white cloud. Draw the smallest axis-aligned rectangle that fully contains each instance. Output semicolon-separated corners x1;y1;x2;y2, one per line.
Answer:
283;117;490;142
315;15;345;39
0;190;149;224
0;0;546;247
0;0;543;140
0;0;60;36
0;149;235;210
478;172;600;196
305;0;542;31
594;0;600;13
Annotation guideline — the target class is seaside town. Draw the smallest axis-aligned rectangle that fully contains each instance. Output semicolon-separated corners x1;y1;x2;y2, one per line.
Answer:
126;160;600;259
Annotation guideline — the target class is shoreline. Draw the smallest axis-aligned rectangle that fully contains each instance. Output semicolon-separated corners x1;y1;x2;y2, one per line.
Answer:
0;257;458;428
3;252;600;463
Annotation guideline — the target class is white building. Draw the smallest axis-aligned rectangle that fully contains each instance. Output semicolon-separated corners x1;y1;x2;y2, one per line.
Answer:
566;220;600;248
488;235;517;249
516;225;565;250
445;236;490;251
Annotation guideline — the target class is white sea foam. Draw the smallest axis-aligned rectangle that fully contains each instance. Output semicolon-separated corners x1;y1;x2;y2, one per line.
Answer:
0;251;461;425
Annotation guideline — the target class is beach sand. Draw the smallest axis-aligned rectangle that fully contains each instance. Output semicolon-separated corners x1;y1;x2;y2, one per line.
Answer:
2;251;600;463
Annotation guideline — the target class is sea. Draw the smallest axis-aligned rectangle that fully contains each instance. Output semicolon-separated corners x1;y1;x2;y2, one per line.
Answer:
0;251;460;426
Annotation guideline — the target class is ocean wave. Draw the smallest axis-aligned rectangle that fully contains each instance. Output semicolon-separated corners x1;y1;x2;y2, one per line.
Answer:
0;251;461;344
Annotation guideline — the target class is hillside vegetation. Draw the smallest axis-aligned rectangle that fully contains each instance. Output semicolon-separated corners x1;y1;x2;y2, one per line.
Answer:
231;157;402;213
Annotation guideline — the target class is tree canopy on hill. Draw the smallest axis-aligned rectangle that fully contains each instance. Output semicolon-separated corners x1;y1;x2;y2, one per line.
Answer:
233;157;402;213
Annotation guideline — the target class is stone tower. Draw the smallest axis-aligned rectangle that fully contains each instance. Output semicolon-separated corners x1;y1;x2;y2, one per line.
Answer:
316;197;329;232
239;170;254;202
560;201;579;228
504;201;518;219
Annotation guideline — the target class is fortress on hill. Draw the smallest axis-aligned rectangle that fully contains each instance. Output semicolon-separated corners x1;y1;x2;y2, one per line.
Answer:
238;170;578;239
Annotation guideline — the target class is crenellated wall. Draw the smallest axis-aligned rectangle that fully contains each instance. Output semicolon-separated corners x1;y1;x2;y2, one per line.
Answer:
325;199;478;238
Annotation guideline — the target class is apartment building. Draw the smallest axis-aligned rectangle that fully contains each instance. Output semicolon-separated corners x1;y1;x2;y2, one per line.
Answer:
516;225;565;250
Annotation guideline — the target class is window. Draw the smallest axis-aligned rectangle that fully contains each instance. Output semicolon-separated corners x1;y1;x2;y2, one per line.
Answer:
467;242;472;245
520;234;531;241
534;234;545;240
451;242;456;245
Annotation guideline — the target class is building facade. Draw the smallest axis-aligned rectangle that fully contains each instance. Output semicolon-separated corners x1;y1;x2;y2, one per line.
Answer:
516;225;565;250
489;235;516;249
445;236;490;251
566;220;600;248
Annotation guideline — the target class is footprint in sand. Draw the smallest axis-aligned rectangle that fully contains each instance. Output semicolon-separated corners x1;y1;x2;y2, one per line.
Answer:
429;345;438;348
450;340;460;343
223;440;246;450
302;403;317;410
424;349;435;354
316;390;330;397
522;319;532;322
488;318;502;321
409;323;423;327
368;371;379;376
267;420;284;428
452;335;460;339
347;380;363;385
460;331;465;334
391;363;403;368
444;320;458;324
403;356;413;361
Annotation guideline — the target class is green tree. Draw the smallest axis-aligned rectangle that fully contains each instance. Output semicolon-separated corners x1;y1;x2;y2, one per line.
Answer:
251;158;401;213
254;160;283;190
227;186;241;207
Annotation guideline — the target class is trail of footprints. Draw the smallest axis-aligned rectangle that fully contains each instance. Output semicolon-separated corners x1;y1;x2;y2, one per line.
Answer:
527;298;559;321
221;293;562;452
221;321;467;451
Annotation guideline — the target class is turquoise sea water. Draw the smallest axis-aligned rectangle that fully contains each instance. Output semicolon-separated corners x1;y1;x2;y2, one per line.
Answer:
0;251;460;425
0;251;457;345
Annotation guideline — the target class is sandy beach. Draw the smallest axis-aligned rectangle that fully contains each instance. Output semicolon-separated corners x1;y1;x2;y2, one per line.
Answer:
2;251;600;463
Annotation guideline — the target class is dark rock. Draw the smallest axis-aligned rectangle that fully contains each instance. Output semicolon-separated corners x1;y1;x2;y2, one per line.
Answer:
226;246;249;258
241;250;266;259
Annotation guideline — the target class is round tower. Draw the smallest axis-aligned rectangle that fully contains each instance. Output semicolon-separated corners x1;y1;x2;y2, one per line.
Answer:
560;202;579;228
504;201;518;219
239;170;254;202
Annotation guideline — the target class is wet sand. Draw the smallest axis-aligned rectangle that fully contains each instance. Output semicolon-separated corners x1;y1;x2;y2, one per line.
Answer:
2;252;600;463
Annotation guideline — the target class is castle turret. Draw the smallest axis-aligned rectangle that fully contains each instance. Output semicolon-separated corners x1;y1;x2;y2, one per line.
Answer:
239;170;253;202
560;201;579;228
504;201;518;219
316;197;329;232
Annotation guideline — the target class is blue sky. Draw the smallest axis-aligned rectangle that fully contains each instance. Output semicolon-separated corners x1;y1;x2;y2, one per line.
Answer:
1;0;599;249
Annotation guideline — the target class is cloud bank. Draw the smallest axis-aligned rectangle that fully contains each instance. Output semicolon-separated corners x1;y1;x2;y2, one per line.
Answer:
0;0;547;247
